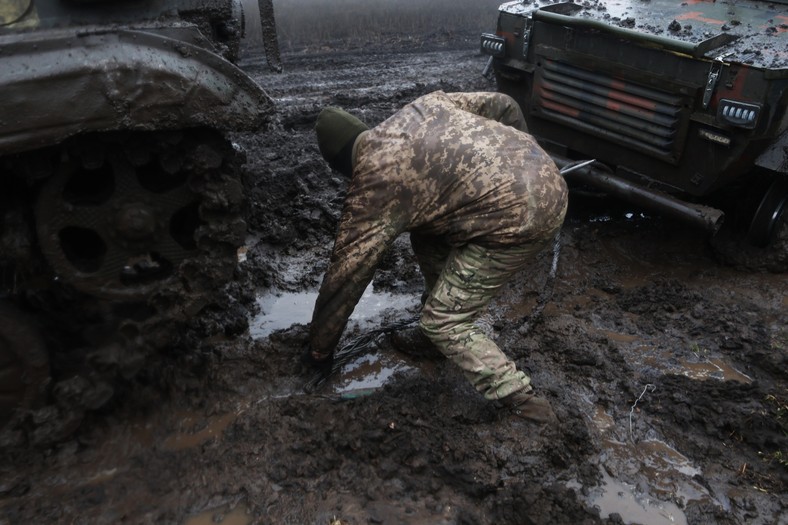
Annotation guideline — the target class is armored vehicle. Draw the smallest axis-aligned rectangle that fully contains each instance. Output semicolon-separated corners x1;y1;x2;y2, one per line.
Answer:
481;0;788;270
0;0;280;443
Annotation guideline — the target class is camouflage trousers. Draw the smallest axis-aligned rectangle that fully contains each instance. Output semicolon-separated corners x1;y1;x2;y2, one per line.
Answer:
412;233;553;401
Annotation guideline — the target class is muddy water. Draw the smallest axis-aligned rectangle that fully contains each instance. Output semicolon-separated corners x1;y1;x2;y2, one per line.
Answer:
677;357;753;383
593;437;710;519
577;397;723;524
594;328;754;383
250;283;420;339
248;267;727;525
587;470;688;525
185;503;252;525
161;411;239;452
250;283;420;396
577;401;710;524
332;352;415;393
245;220;773;525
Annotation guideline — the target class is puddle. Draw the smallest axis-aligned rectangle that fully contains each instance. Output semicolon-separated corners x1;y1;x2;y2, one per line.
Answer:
250;283;422;396
638;347;752;384
332;351;415;394
591;406;616;431
637;439;701;479
184;503;251;525
162;411;240;452
678;358;752;383
589;470;688;525
601;438;702;484
580;404;721;523
237;255;432;402
589;326;754;384
249;290;317;338
587;406;703;481
250;283;420;339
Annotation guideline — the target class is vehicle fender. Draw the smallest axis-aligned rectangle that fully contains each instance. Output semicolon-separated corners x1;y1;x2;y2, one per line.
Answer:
755;127;788;175
0;28;274;154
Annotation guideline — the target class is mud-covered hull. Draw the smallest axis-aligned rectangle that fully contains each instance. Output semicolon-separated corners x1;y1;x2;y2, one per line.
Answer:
0;0;278;444
487;1;787;196
0;28;272;155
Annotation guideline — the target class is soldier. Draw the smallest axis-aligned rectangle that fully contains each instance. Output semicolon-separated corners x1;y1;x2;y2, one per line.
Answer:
306;90;568;424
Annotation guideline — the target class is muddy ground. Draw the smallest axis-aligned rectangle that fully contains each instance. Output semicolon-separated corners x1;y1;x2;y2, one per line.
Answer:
2;37;787;525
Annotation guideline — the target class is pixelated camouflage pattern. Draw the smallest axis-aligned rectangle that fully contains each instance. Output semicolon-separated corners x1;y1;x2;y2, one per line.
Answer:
310;90;568;354
417;239;554;401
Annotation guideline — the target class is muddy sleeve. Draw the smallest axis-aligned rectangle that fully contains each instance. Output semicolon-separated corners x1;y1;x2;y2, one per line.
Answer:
308;215;397;355
444;91;528;132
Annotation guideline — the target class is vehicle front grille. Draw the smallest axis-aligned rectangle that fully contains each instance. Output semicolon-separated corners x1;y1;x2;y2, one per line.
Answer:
532;59;685;162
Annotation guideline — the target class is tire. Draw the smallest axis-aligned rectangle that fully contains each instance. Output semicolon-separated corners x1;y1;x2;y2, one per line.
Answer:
712;205;788;273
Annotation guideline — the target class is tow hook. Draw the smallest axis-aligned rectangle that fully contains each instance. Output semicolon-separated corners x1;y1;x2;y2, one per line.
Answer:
482;56;495;79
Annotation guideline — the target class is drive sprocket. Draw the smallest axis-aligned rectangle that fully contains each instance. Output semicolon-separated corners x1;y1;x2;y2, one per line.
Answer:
2;128;247;446
34;130;240;300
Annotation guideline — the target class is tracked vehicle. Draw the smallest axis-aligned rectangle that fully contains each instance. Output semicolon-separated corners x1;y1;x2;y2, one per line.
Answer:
481;0;788;270
0;0;280;444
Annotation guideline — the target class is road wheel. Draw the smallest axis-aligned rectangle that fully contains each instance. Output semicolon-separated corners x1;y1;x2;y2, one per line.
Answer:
2;128;246;446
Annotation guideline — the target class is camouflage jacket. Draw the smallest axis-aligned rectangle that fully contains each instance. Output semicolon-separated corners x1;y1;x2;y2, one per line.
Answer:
310;90;568;354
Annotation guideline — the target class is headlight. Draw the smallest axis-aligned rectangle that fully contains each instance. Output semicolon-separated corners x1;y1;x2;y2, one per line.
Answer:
480;33;505;58
718;99;760;129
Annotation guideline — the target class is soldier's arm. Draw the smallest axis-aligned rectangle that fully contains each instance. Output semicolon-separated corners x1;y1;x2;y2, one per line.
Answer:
445;92;528;132
308;212;396;357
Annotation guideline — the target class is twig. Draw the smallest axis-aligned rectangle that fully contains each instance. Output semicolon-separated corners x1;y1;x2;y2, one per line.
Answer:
629;384;656;440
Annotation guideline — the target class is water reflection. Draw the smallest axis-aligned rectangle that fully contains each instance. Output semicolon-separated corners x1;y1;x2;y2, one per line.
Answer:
250;284;420;338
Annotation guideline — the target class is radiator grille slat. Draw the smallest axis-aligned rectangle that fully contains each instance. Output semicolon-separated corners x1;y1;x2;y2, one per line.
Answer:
534;59;685;159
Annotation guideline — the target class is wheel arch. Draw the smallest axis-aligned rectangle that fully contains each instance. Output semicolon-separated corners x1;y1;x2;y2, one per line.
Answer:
0;28;274;155
754;127;788;176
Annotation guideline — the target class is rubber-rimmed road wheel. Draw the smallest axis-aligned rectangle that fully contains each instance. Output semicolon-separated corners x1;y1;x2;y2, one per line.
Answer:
34;136;203;300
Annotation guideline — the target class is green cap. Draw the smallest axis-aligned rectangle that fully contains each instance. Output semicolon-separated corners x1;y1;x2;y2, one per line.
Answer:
314;107;369;163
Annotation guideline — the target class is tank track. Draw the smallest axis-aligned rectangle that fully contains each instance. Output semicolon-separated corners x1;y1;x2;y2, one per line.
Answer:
0;128;246;447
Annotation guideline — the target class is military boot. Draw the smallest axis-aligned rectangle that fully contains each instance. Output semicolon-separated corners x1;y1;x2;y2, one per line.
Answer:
387;326;444;360
501;389;558;425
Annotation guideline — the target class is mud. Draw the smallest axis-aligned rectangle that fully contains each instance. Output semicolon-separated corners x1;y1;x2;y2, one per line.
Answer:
520;0;788;68
1;33;787;525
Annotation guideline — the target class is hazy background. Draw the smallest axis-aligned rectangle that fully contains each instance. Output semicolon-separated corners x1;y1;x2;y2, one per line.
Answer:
272;0;505;53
